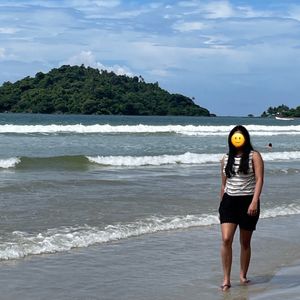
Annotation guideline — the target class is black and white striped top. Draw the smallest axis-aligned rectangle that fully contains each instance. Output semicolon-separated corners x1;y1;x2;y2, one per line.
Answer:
223;151;256;196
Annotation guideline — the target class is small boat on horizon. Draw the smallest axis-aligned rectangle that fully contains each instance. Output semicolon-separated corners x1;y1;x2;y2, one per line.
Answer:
275;116;294;121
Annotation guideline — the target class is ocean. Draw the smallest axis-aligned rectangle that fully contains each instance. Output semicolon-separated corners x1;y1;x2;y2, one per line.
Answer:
0;113;300;299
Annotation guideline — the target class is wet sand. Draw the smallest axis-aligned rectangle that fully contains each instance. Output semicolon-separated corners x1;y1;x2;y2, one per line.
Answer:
1;215;300;300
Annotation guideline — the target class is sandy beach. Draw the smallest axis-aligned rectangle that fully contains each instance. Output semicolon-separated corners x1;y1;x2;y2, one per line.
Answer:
1;214;300;300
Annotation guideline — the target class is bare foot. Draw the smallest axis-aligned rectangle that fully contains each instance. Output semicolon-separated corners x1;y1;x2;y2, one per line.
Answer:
220;283;231;291
240;277;251;284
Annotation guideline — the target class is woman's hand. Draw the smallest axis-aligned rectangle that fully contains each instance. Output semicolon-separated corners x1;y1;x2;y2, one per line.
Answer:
247;201;258;216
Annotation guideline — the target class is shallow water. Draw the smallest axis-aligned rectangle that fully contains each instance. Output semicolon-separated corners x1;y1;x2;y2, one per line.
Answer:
0;114;300;298
1;216;300;300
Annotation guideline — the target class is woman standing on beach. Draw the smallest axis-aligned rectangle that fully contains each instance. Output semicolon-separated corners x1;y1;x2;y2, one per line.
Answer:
219;125;264;291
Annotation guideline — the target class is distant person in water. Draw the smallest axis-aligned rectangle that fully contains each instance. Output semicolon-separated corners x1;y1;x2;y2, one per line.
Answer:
219;125;264;291
267;143;272;149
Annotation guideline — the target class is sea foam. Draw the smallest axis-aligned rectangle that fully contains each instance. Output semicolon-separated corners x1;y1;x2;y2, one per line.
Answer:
1;151;299;169
1;204;300;261
87;152;223;166
87;151;300;167
0;215;219;260
0;124;300;135
0;157;21;168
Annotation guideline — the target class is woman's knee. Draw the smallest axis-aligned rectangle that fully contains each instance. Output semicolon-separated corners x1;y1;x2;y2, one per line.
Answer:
222;236;233;247
240;236;251;249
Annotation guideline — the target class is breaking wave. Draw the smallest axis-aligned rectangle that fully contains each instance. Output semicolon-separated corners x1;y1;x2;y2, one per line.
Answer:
0;124;300;136
1;151;300;169
1;203;300;260
88;151;300;166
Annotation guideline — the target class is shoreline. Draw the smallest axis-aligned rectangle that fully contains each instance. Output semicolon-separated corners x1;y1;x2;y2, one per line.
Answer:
1;215;300;299
252;259;300;299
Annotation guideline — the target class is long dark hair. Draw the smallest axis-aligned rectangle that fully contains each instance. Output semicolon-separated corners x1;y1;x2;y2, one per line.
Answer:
225;125;254;178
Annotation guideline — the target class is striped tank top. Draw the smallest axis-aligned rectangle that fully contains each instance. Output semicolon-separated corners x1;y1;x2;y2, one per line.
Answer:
223;151;256;196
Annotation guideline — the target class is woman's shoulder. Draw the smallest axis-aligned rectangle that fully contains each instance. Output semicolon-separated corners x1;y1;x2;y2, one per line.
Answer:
221;153;228;163
251;149;261;155
251;150;263;161
250;149;259;154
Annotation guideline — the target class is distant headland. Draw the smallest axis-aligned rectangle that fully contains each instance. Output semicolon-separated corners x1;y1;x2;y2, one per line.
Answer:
261;104;300;118
0;65;211;117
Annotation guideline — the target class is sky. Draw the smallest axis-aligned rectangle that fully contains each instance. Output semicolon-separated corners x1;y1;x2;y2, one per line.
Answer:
0;0;300;116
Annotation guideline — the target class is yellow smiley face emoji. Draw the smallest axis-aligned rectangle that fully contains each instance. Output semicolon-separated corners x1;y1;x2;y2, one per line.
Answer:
231;132;245;148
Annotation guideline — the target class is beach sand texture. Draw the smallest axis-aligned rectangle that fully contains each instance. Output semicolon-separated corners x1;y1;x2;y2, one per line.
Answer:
1;216;300;300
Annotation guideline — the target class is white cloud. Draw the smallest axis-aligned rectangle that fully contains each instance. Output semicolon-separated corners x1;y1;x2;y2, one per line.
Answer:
0;48;16;60
179;1;275;19
85;8;148;19
149;2;164;9
203;1;235;19
92;0;121;8
0;48;5;59
202;35;230;49
172;21;207;32
0;27;19;34
178;1;198;8
62;51;133;76
0;1;25;7
288;5;300;21
67;0;120;8
237;6;271;18
149;69;170;77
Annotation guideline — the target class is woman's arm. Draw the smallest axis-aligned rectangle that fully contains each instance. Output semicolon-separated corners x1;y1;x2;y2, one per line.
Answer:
220;157;227;200
248;151;264;215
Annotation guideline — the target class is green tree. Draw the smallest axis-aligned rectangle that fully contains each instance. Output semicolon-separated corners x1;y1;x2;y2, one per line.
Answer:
0;65;211;116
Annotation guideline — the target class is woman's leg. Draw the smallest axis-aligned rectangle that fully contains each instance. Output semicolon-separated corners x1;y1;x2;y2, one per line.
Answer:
220;223;237;290
239;228;253;283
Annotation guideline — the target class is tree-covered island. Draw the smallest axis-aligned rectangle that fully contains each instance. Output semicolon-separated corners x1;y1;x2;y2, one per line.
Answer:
261;104;300;118
0;65;211;116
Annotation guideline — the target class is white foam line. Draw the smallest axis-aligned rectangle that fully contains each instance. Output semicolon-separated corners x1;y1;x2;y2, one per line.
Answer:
1;151;299;170
261;151;300;161
0;157;20;168
0;124;300;135
1;204;300;260
0;214;219;260
261;204;300;219
87;151;300;167
87;152;223;166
